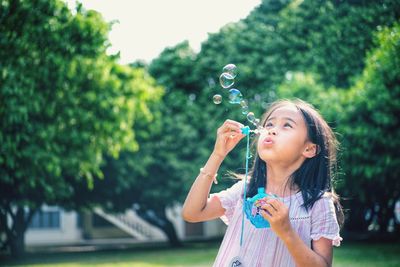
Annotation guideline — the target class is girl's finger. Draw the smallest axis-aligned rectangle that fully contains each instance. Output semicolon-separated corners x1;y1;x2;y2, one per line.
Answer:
218;124;242;135
261;203;278;215
224;124;242;133
260;210;272;221
221;132;245;140
224;119;244;129
267;199;283;210
222;122;244;133
261;202;277;212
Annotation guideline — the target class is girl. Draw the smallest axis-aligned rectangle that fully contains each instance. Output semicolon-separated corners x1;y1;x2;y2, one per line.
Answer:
182;99;343;267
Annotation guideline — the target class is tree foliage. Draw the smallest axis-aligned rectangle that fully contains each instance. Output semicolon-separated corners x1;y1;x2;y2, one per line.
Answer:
0;0;160;256
338;23;400;233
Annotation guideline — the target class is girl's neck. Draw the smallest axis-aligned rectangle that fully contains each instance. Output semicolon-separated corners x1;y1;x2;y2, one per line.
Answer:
265;162;301;197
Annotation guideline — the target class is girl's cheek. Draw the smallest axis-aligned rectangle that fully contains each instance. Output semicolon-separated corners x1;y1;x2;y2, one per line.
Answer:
258;130;268;139
256;136;267;152
256;138;263;152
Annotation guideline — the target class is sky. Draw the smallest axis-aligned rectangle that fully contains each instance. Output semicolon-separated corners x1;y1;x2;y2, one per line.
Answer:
64;0;262;64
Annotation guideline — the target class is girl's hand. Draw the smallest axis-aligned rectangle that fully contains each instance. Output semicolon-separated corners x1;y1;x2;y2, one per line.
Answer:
260;198;293;239
212;119;246;158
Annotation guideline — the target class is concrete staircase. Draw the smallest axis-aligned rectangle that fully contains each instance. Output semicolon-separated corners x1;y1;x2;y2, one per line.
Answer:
93;208;167;241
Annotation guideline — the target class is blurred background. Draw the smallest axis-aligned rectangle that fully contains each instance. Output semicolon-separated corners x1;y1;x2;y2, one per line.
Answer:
1;0;399;266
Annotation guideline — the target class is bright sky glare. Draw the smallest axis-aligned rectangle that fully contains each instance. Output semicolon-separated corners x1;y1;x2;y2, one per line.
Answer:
64;0;262;64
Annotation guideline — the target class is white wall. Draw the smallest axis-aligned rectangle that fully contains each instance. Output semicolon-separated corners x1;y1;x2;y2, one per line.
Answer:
25;204;224;246
25;207;82;246
167;204;226;239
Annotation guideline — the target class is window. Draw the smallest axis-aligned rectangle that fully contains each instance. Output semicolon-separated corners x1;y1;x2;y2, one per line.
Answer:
29;210;61;229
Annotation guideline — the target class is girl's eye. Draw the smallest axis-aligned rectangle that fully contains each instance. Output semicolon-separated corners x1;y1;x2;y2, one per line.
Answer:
265;122;273;127
284;123;293;128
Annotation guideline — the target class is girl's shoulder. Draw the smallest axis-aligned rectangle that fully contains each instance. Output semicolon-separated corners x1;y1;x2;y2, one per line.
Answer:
310;192;336;214
213;179;246;201
293;190;335;213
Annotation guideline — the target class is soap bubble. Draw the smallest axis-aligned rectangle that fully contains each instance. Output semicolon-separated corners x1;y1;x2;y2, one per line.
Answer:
213;94;222;104
222;64;237;79
228;89;243;104
188;93;196;101
248;118;261;127
219;73;234;88
240;100;248;108
207;77;216;88
247;112;256;123
240;100;248;114
241;106;249;115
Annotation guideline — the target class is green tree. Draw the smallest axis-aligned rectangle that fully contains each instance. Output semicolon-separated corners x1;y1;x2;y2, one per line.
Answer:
196;0;399;94
0;0;159;256
275;24;400;235
277;0;399;88
71;43;208;247
338;23;400;234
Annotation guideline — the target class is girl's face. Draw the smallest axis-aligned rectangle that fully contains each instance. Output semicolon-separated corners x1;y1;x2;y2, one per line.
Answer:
257;105;313;166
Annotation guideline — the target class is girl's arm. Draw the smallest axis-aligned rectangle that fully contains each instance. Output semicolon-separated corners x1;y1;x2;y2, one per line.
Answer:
261;198;333;267
181;152;225;222
281;229;332;267
181;120;245;223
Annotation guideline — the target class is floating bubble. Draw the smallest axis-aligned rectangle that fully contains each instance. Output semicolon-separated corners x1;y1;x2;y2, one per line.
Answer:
261;102;269;109
213;94;222;104
228;89;243;104
219;73;234;88
247;112;256;123
240;100;248;108
241;106;249;115
207;77;216;88
222;64;238;79
254;94;261;102
285;71;293;81
249;118;261;127
188;93;196;101
250;127;266;135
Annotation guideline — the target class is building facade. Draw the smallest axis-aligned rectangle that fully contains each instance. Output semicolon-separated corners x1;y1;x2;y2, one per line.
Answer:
25;205;226;247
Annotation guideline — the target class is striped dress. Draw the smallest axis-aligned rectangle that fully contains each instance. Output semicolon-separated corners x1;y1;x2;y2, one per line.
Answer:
210;180;342;267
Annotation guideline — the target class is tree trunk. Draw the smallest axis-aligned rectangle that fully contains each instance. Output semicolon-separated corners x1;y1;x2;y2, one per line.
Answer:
9;207;26;258
9;229;25;258
136;206;182;247
161;214;182;247
1;205;37;258
0;209;10;251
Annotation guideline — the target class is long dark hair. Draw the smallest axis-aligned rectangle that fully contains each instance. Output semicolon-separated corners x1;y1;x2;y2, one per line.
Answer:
246;99;344;226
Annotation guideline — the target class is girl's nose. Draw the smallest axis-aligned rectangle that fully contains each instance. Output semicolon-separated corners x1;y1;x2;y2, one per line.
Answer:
267;128;277;135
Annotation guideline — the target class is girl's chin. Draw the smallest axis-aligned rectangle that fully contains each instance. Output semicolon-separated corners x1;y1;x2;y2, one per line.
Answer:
258;152;273;162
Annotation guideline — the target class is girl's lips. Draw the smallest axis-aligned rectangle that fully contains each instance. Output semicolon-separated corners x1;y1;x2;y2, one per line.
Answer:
263;137;274;145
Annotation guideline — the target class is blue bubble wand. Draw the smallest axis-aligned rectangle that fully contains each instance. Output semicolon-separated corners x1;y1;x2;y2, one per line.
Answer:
240;126;250;246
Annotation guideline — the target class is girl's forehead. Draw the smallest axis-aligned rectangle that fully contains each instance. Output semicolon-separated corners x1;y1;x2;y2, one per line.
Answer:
268;105;303;121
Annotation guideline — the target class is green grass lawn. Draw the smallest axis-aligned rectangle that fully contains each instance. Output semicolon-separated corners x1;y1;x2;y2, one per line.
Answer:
1;241;399;267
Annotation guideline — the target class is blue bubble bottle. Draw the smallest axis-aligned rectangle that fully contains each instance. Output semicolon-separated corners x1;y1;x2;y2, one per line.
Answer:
244;187;276;228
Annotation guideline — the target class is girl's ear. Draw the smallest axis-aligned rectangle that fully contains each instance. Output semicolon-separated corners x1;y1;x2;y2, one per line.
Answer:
303;143;319;158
